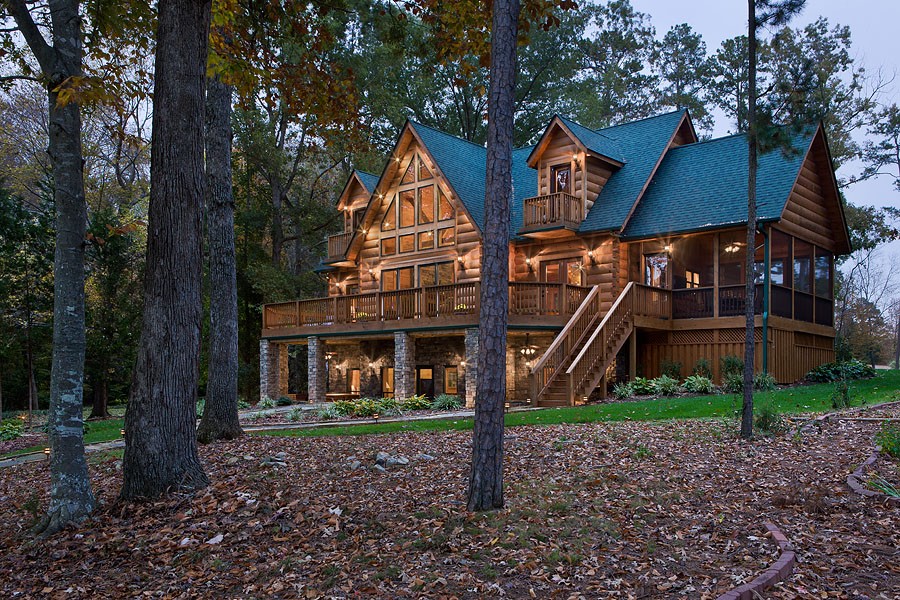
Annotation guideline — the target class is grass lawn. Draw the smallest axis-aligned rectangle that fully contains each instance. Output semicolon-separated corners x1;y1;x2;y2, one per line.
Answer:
259;369;900;439
3;370;897;457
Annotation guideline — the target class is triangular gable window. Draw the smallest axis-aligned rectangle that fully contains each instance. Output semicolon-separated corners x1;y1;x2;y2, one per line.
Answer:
418;158;432;181
401;160;416;184
438;189;454;221
381;198;396;231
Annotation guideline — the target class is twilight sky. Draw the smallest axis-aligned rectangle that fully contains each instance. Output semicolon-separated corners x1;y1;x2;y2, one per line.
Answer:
631;0;899;254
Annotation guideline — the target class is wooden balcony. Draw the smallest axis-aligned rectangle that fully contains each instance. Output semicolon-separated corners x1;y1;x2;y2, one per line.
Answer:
520;192;583;237
261;281;592;338
325;231;354;262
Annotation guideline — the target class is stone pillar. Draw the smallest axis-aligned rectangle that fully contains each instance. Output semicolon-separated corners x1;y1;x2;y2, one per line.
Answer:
259;339;280;402
308;336;327;404
277;344;289;398
394;331;416;401
464;328;479;408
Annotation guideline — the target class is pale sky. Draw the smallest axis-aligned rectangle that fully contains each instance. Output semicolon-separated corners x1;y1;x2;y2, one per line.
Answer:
632;0;899;255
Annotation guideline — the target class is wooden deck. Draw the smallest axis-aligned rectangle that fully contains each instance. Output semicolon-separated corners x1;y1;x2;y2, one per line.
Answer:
261;282;592;339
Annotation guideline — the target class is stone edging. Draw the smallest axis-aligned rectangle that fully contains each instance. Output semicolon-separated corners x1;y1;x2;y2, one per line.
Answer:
799;399;900;434
715;523;796;600
846;451;900;506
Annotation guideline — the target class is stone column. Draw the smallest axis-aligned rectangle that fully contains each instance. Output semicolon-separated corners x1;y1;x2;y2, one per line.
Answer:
464;328;479;408
259;339;280;402
394;331;416;401
277;344;289;398
308;336;327;404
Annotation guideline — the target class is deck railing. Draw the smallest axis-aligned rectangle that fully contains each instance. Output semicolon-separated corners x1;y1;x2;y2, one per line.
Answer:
326;231;354;261
262;281;591;330
521;192;583;232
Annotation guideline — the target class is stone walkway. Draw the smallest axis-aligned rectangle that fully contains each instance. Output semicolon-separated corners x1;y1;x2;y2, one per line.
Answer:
0;406;537;469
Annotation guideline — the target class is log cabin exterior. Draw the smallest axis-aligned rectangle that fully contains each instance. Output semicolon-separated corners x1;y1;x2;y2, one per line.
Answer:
260;110;851;407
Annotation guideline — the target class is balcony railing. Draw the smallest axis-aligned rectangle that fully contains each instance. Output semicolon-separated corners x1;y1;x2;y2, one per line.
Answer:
262;281;591;331
521;192;583;233
326;231;354;261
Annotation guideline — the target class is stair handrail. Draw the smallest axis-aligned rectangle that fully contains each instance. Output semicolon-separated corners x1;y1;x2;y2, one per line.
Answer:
566;281;635;392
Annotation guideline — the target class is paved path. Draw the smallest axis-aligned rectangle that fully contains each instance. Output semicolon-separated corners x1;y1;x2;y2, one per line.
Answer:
0;406;538;469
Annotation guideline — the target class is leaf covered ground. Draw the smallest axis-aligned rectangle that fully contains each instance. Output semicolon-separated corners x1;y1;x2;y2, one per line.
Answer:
0;406;897;599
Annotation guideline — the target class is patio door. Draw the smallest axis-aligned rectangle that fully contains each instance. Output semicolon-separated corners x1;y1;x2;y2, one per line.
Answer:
416;366;434;398
541;259;583;314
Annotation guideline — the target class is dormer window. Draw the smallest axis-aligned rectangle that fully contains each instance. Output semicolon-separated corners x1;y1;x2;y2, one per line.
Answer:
551;164;571;194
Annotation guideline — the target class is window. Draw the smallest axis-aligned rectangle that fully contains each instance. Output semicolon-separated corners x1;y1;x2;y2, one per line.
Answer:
418;159;432;180
444;366;458;394
381;367;394;397
401;160;415;184
438;189;454;221
418;185;434;224
400;190;415;228
685;271;700;288
381;237;396;256
381;199;395;231
352;209;364;231
382;267;414;291
348;369;361;393
542;259;583;285
438;227;455;247
399;234;415;253
551;164;571;194
793;239;813;293
418;230;434;250
419;262;454;287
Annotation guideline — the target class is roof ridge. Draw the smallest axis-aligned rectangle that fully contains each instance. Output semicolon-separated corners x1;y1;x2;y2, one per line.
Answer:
556;115;618;144
408;120;487;151
596;109;685;132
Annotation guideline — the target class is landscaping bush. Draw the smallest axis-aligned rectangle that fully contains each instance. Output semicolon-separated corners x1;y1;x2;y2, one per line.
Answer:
288;408;305;422
723;372;744;394
331;397;401;418
659;359;682;380
316;405;341;420
612;381;633;399
400;394;431;410
258;396;276;409
629;377;655;396
237;399;251;410
755;404;788;435
0;418;25;442
721;355;743;378
753;372;777;392
651;375;680;396
431;394;462;410
333;400;356;416
806;359;876;383
276;396;293;406
682;375;715;394
875;423;900;459
831;379;853;409
692;357;712;379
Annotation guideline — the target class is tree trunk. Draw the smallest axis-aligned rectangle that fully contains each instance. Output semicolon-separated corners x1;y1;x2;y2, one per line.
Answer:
741;0;758;440
121;0;212;499
9;0;98;536
271;178;284;267
89;377;109;419
198;75;243;444
467;0;519;512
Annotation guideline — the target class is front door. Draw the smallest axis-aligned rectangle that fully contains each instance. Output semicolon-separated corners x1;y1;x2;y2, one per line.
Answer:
416;366;435;398
551;164;572;194
644;253;669;288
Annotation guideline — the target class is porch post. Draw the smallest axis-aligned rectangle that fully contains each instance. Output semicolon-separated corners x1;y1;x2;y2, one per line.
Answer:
394;331;416;401
259;338;280;402
308;336;327;403
464;328;479;408
628;330;637;380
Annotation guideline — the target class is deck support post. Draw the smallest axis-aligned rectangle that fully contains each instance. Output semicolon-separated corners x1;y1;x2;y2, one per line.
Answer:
260;339;289;402
394;331;416;402
464;328;479;407
628;330;637;381
307;336;326;404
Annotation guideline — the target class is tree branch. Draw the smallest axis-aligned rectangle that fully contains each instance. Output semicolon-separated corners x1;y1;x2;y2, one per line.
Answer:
4;0;55;74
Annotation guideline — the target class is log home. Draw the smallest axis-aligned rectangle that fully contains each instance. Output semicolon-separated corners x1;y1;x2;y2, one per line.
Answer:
260;110;850;407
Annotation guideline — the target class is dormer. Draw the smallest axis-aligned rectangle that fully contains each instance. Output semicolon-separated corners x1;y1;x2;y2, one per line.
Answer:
325;170;378;265
520;116;625;238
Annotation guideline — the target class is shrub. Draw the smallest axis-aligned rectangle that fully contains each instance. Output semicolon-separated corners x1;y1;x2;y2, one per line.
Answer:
659;359;682;380
682;375;715;394
876;423;900;459
753;372;777;392
317;405;341;420
651;375;680;396
831;379;852;409
400;394;431;410
721;355;743;378
431;394;462;410
237;399;251;410
0;418;25;442
629;377;655;396
806;359;876;383
612;381;633;399
258;396;276;409
692;357;712;379
276;396;293;406
723;372;744;394
351;397;382;417
333;400;356;416
288;408;305;422
755;404;787;435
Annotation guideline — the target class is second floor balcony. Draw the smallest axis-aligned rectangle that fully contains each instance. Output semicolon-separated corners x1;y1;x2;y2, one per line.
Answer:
519;192;583;236
325;231;354;262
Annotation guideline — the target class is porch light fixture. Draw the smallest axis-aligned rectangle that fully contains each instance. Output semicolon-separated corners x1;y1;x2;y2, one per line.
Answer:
572;152;581;168
120;429;126;437
664;244;672;253
525;257;533;272
520;333;537;358
724;243;742;253
586;249;596;265
459;360;466;367
43;447;50;457
457;255;465;267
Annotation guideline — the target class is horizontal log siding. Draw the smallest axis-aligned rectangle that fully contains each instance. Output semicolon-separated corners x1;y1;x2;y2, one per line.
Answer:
779;149;841;252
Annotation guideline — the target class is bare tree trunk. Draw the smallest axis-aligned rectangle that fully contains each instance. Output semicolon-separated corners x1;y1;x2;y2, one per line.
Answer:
7;0;97;535
198;75;243;444
89;377;109;419
121;0;212;499
271;178;285;267
467;0;519;512
741;0;758;440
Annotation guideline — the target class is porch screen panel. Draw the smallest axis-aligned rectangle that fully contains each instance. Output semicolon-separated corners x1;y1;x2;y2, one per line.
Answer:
794;239;813;322
672;234;714;318
814;247;833;326
718;231;745;286
770;230;792;318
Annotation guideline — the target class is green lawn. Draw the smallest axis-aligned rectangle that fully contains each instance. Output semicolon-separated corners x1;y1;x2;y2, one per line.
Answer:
258;369;900;439
3;371;897;458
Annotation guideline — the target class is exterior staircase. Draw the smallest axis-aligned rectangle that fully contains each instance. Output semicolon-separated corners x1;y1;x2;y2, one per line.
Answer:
531;282;668;406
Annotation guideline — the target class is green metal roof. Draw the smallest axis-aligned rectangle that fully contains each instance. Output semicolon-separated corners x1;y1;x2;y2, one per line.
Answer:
622;130;813;239
579;110;687;233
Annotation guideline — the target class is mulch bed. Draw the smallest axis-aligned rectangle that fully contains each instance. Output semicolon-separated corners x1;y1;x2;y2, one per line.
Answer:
0;411;897;598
